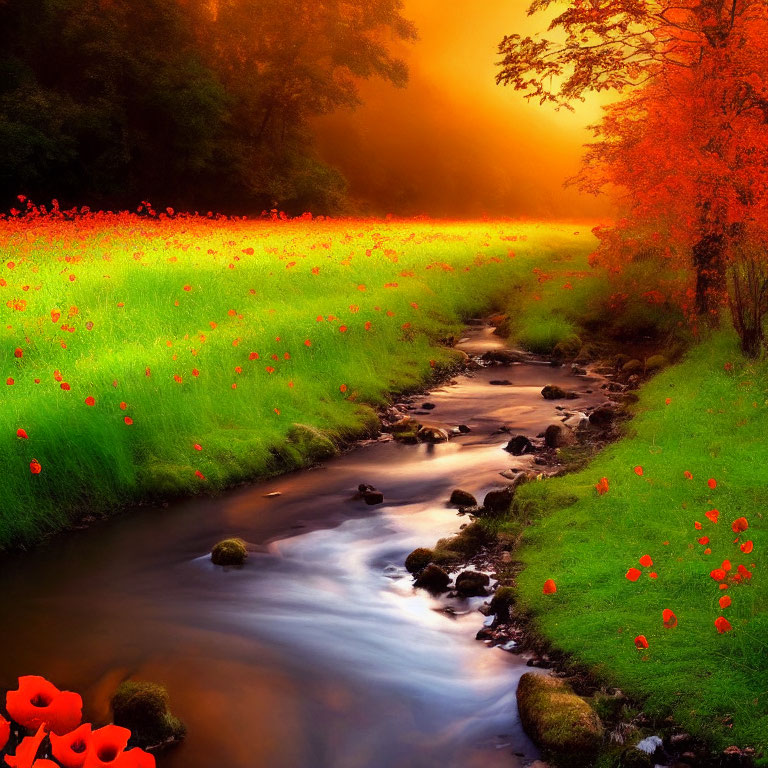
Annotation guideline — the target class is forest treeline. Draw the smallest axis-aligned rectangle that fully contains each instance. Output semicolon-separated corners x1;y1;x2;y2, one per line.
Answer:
0;0;416;213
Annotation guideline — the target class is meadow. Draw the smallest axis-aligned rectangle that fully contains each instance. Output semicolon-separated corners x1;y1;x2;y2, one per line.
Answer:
0;209;591;549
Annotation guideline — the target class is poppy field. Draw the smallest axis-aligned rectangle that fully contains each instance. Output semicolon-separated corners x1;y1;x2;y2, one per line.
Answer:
0;207;591;549
510;332;768;761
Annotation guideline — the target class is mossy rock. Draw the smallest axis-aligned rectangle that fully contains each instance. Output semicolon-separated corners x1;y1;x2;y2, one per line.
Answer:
455;570;490;596
490;586;516;621
286;423;338;464
404;547;433;573
434;522;491;557
211;537;247;566
644;354;667;372
517;673;604;757
573;343;602;364
431;548;463;566
413;564;450;592
541;385;568;400
621;359;643;374
551;334;582;361
111;681;186;748
449;489;477;507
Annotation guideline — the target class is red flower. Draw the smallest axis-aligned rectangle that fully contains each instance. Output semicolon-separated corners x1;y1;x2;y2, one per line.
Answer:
708;478;717;489
4;725;47;768
339;384;348;393
51;723;92;768
595;477;609;495
16;428;28;439
684;471;693;479
183;285;191;291
124;417;133;426
61;382;71;391
82;725;131;768
193;444;202;451
6;378;13;386
304;339;311;347
719;595;732;609
662;609;677;629
732;517;749;533
85;397;95;407
638;554;653;568
714;616;732;633
29;459;42;475
0;715;8;752
542;578;557;594
694;521;702;530
633;466;643;476
634;635;649;649
710;568;726;581
625;567;642;582
722;559;732;572
14;347;23;358
6;676;82;735
697;536;709;546
195;470;205;480
119;402;127;410
705;509;719;524
741;540;754;554
339;325;347;333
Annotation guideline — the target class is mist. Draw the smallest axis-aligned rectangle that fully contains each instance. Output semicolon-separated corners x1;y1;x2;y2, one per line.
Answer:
314;0;613;220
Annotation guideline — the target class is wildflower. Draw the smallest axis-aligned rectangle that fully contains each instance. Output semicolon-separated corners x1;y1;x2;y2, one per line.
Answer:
705;509;719;524
542;579;557;594
732;517;749;533
634;466;643;476
625;567;642;582
714;616;732;633
639;554;653;568
30;459;42;475
6;676;82;735
708;478;717;489
16;428;27;439
85;397;95;406
719;595;732;609
662;609;677;629
634;635;649;649
50;723;91;768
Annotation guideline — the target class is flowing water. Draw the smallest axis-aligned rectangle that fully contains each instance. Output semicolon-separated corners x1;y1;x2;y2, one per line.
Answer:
0;325;608;768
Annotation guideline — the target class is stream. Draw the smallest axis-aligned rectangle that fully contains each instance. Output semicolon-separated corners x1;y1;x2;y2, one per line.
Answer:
0;323;608;768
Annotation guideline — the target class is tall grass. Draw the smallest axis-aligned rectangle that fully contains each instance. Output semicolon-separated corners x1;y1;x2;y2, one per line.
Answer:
0;213;594;548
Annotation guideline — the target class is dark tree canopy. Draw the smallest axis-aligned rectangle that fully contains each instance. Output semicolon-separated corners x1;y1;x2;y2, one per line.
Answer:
0;0;416;213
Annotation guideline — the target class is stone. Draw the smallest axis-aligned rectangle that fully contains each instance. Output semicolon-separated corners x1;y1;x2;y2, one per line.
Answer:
505;435;534;455
544;423;576;449
363;490;384;505
414;564;450;591
404;547;434;573
481;349;521;365
645;354;667;371
456;424;471;433
210;538;247;566
111;680;186;748
489;379;513;386
551;334;582;361
589;405;616;427
482;486;516;514
490;586;515;621
621;359;644;375
541;385;568;400
563;412;589;430
516;673;604;755
449;489;477;507
417;425;450;443
454;570;490;596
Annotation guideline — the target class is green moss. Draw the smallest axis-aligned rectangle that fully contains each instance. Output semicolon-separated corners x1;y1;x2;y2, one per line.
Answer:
211;537;247;566
111;680;186;748
516;673;604;757
404;547;433;573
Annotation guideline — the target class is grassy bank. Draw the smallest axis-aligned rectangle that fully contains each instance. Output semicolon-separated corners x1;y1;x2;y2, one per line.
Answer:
508;331;768;763
0;213;594;549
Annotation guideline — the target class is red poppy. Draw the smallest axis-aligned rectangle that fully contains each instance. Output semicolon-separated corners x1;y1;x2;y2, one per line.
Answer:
193;444;202;451
50;723;92;768
625;567;642;582
708;478;717;489
542;579;557;594
719;595;732;609
85;397;95;407
14;347;22;358
722;559;732;572
119;402;127;410
662;609;677;629
649;572;658;579
714;616;732;633
340;384;348;393
595;477;609;496
634;466;643;476
304;339;311;347
634;635;649;649
697;536;709;546
684;471;693;479
265;366;275;374
124;417;133;425
710;568;726;581
4;725;47;768
705;509;719;524
61;382;71;391
195;470;205;480
741;540;754;554
0;715;8;752
16;428;28;439
638;554;653;568
665;397;671;405
82;724;131;768
732;517;749;533
114;749;155;768
339;325;347;333
704;548;712;555
694;521;702;530
30;459;42;475
364;321;372;331
6;378;13;386
183;285;191;291
6;676;82;735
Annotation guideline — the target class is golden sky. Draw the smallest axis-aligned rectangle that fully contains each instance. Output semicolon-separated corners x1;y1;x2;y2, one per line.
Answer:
315;0;613;219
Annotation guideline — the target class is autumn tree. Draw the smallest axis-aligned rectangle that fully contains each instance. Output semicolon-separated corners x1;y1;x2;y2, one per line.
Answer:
497;0;768;334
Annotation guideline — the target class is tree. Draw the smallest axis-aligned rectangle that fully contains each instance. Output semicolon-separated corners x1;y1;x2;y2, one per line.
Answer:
497;1;768;327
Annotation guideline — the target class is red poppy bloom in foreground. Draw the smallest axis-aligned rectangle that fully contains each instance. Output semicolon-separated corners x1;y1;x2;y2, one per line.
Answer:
4;725;47;768
82;724;132;768
85;396;95;406
705;509;719;524
14;347;22;358
741;540;754;554
634;635;649;649
595;477;609;495
542;578;557;594
16;428;28;439
6;676;82;735
0;715;8;752
633;466;643;476
719;595;732;609
625;568;642;582
684;470;693;479
714;616;732;633
708;478;717;489
30;459;42;475
51;723;92;768
638;554;653;568
732;517;749;533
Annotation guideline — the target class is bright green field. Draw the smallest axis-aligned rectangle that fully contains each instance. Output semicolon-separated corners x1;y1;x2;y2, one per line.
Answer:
510;331;768;761
0;214;593;549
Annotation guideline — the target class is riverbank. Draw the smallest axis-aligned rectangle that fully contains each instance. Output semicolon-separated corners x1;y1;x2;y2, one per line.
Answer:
0;215;598;550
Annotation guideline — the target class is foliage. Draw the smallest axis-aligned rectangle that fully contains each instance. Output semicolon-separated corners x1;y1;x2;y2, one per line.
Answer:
0;0;416;213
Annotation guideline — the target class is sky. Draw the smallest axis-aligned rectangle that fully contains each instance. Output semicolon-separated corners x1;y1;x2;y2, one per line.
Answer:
314;0;614;219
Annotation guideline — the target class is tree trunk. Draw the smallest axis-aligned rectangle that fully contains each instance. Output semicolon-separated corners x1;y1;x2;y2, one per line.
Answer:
692;231;727;324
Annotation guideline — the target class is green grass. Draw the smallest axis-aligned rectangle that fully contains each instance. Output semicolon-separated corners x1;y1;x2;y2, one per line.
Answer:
0;214;595;549
509;331;768;761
